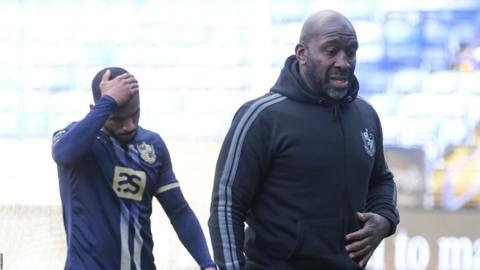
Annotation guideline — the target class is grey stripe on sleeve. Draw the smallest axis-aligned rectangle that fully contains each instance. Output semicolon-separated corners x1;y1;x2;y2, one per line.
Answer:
216;93;286;269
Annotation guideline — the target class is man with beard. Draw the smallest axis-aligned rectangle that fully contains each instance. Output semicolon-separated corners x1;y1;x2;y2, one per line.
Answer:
52;67;216;270
209;10;399;270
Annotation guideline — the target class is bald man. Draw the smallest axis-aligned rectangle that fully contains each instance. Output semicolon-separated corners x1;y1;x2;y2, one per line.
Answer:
209;10;399;270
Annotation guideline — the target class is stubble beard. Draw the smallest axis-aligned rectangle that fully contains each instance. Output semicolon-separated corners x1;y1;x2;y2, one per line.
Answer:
325;86;349;100
305;59;349;100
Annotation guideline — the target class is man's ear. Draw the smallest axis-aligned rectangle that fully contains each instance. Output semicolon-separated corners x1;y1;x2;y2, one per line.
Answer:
89;104;94;110
295;42;307;65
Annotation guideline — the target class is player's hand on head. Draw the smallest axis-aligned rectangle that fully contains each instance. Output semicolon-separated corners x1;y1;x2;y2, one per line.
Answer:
99;69;139;106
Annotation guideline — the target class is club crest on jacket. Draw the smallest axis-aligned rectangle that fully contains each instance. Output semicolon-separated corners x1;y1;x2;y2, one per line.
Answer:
137;142;156;164
361;128;375;157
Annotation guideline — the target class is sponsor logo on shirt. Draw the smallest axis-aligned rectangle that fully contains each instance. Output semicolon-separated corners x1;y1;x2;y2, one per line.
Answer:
137;142;156;164
113;166;146;201
361;128;375;157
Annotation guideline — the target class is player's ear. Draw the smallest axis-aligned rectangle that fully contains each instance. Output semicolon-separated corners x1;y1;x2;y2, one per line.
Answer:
295;42;307;65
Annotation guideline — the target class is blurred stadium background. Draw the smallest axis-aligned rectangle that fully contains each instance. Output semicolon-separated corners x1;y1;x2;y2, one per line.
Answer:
0;0;479;269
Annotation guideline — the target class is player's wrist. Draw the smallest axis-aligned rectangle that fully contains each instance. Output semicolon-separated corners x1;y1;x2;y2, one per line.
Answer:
99;94;120;106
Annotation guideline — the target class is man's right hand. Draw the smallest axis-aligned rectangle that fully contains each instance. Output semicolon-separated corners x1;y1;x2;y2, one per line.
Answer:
99;69;139;106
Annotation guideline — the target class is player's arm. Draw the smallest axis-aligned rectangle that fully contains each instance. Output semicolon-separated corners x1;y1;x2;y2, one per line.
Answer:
156;184;217;270
51;95;117;167
364;116;399;235
208;103;271;270
51;70;138;167
153;137;216;269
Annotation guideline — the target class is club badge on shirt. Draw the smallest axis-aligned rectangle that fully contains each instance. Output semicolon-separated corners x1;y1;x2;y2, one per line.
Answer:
137;142;156;164
361;128;375;157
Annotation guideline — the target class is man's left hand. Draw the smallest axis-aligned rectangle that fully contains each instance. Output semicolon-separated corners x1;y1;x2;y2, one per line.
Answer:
345;212;390;268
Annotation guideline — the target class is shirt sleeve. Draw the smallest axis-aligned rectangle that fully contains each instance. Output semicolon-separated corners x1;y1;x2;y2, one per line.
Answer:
152;136;180;195
51;95;117;168
156;184;216;269
366;114;400;236
208;101;272;270
151;136;216;268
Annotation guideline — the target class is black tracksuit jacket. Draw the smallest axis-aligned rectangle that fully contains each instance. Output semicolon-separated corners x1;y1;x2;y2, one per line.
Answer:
209;55;399;270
